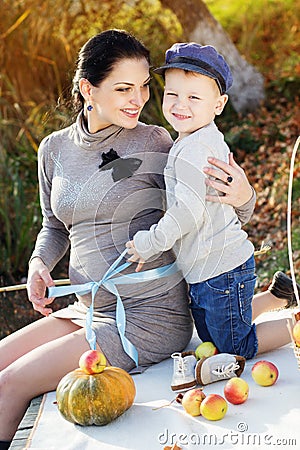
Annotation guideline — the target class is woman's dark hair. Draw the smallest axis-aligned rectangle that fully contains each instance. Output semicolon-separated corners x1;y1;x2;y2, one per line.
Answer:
72;29;151;112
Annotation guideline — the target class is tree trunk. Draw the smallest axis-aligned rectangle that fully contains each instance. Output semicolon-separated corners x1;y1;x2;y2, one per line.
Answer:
160;0;265;114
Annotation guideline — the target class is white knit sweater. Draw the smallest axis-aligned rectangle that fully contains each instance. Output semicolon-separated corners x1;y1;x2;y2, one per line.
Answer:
134;121;255;283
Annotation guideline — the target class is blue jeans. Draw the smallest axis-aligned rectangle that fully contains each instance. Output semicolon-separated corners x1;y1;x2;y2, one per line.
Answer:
189;255;258;359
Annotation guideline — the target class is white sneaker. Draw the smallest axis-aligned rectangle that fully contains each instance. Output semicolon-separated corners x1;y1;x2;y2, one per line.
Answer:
171;351;197;391
195;353;246;386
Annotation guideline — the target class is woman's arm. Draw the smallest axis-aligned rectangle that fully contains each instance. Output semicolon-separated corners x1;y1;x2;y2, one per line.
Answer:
30;136;70;269
203;152;256;225
27;137;70;314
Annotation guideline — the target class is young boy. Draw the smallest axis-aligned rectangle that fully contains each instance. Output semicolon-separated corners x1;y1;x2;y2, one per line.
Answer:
126;43;256;388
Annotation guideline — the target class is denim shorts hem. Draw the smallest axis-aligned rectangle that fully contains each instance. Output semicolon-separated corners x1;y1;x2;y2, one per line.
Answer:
247;323;258;359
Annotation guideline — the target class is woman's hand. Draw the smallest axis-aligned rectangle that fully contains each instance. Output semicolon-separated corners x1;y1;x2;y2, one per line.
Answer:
27;257;55;316
203;152;253;208
125;240;145;272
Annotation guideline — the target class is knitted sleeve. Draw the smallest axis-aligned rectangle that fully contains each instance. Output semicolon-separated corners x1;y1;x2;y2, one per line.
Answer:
235;186;256;225
29;135;70;271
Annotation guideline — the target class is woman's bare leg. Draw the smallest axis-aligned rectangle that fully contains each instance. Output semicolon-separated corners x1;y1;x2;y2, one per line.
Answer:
252;291;287;321
0;315;82;370
0;317;103;440
251;289;292;354
256;317;292;354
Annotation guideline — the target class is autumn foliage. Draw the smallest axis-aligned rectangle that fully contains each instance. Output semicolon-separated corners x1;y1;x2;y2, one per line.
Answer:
228;95;300;288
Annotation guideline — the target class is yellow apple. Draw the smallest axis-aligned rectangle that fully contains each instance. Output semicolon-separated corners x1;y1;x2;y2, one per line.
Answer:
251;360;279;386
292;321;300;347
195;341;218;360
79;350;107;374
200;394;228;421
224;378;249;404
181;388;206;416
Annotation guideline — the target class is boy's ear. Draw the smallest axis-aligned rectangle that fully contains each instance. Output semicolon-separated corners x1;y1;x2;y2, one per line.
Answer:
215;94;228;115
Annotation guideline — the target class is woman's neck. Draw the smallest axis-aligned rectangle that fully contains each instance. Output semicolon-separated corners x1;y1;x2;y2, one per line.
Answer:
83;112;112;134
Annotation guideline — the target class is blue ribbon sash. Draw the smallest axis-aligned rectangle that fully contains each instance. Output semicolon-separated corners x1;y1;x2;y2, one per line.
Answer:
48;249;178;367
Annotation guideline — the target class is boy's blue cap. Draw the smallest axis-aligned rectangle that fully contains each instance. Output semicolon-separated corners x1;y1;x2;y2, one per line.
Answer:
154;43;233;94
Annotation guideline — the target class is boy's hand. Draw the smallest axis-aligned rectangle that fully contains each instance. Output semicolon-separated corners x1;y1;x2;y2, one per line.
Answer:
125;241;145;272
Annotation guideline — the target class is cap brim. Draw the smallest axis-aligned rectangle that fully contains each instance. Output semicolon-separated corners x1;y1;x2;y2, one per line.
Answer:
153;63;223;93
154;62;218;79
153;65;169;75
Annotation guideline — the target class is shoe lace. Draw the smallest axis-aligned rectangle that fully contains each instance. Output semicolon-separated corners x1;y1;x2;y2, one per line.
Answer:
212;362;240;378
171;352;189;376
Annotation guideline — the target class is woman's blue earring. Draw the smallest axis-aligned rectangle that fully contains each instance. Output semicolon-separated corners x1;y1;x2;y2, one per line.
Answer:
87;104;93;111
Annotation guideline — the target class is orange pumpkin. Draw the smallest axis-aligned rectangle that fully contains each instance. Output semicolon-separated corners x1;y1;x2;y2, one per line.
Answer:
56;366;136;426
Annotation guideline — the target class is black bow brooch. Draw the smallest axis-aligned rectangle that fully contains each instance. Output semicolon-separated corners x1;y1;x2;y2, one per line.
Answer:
99;149;142;182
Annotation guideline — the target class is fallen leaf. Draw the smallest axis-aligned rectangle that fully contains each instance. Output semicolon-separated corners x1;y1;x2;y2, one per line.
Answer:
164;444;182;450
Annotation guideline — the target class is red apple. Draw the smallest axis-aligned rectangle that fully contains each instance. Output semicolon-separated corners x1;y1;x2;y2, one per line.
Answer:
292;321;300;347
251;360;279;386
181;388;206;416
200;394;228;421
195;341;218;360
79;350;107;374
224;378;249;404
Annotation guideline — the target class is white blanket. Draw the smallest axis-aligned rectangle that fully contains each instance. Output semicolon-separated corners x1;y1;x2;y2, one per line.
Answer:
25;310;300;450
